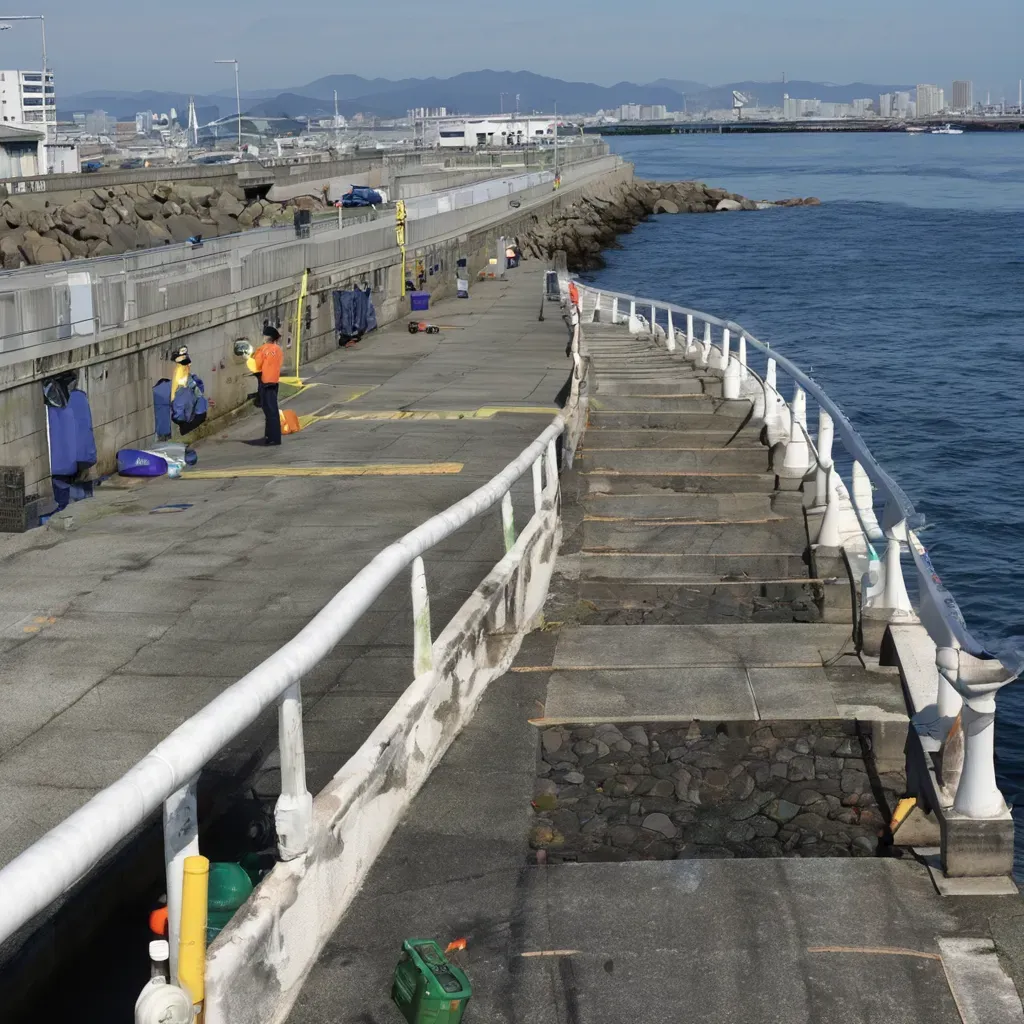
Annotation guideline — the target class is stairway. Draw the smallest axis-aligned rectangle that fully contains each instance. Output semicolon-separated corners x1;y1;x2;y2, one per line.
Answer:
539;320;881;726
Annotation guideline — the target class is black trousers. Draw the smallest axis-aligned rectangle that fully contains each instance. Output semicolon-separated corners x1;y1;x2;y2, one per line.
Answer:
262;383;281;444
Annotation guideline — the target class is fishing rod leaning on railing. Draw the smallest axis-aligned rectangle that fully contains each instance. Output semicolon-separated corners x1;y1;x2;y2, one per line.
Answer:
576;282;1021;826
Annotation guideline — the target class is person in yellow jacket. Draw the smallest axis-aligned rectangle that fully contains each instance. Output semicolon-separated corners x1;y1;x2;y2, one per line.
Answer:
252;326;284;446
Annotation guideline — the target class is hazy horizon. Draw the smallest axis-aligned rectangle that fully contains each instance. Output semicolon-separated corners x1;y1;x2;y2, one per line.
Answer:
13;0;1024;97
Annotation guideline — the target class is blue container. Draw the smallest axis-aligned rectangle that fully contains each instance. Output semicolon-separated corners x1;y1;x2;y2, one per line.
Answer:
410;292;429;312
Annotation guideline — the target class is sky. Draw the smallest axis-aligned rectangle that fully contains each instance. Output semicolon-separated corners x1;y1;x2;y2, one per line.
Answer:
16;0;1024;97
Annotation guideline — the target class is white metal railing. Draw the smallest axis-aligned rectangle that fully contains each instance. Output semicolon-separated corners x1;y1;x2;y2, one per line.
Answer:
579;282;1022;824
0;384;578;972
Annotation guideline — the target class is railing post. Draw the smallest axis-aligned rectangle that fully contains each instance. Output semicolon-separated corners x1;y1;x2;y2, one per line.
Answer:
501;490;516;552
715;327;730;373
881;519;913;615
780;386;810;477
545;438;559;496
737;334;748;381
592;290;602;323
275;682;313;861
629;298;636;320
816;467;843;547
611;296;618;322
685;313;695;357
411;555;433;677
532;455;543;514
851;461;884;541
164;777;199;984
722;331;741;400
814;409;834;509
939;647;1012;819
665;309;675;352
698;322;711;368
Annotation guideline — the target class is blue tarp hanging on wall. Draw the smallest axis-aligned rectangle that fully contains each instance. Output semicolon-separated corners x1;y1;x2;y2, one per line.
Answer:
332;287;378;343
45;386;97;510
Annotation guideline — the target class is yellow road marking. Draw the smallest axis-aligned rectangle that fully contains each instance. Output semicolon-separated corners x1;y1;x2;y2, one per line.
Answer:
305;406;555;424
807;946;942;961
185;463;464;479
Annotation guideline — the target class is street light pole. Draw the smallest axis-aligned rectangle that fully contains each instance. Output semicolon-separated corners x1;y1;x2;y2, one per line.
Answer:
215;58;241;155
0;16;49;162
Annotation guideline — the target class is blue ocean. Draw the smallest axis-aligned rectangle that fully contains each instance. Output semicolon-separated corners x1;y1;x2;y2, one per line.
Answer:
583;132;1024;865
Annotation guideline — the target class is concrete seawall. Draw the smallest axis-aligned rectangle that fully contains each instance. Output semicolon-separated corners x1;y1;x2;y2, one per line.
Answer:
1;156;631;503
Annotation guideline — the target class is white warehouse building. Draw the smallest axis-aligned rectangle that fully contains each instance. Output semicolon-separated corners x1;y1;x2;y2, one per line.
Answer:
425;115;556;148
0;68;77;174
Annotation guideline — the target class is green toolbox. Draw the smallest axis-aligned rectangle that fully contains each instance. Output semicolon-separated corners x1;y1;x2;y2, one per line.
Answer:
392;938;472;1024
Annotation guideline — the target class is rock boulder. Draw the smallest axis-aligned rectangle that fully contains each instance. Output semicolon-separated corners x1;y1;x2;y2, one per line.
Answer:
715;198;743;212
653;198;680;214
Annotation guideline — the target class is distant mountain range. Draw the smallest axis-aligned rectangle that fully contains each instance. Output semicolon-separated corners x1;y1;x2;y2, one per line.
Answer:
58;71;914;123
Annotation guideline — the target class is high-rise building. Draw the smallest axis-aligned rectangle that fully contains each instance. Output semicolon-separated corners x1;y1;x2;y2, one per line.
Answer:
916;84;945;117
879;93;894;117
618;103;641;121
851;98;873;115
894;91;912;115
951;80;973;111
0;69;56;129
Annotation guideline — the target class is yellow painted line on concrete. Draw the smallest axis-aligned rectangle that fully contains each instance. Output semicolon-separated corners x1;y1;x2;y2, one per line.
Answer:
304;406;556;424
299;387;380;428
807;946;942;962
184;463;464;479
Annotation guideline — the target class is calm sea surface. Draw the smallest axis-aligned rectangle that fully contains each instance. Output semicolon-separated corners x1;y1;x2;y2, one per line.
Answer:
584;133;1024;863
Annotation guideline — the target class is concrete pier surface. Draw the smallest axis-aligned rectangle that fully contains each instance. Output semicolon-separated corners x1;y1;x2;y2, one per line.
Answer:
286;321;1024;1023
0;262;569;877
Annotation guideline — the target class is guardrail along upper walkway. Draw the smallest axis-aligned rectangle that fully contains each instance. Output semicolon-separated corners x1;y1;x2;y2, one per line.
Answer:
286;288;1024;1024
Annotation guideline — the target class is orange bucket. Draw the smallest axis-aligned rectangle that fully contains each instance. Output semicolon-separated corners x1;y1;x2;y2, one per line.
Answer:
279;409;301;434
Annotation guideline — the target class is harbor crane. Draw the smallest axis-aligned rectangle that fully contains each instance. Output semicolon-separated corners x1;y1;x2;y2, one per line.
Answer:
732;90;750;119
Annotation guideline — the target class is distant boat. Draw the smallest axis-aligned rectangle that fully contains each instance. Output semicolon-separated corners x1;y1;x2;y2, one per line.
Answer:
905;126;927;134
931;124;964;135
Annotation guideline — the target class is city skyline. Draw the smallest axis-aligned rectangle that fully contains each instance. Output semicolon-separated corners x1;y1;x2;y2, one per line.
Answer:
10;0;1023;94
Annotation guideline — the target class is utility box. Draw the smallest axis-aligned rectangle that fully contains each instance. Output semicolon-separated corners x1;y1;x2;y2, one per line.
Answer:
392;939;472;1024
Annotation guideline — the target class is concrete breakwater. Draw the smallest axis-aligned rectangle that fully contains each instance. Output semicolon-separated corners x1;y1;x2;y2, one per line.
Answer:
0;182;325;268
519;178;821;269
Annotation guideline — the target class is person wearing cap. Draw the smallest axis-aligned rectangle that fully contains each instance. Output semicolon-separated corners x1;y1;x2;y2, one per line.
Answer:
253;326;284;446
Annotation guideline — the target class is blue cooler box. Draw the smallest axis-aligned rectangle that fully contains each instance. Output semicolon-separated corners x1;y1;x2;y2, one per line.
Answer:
410;292;429;312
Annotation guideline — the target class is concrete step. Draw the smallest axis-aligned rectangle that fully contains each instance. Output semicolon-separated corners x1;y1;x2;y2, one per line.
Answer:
574;577;850;626
550;622;853;668
592;393;717;410
581;517;807;553
577;550;811;578
581;448;770;474
589;405;753;431
582;492;775;519
581;429;765;450
582;470;777;495
594;380;706;396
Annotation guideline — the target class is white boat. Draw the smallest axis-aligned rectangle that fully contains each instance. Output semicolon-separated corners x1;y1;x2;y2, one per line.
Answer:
931;124;964;135
905;126;926;134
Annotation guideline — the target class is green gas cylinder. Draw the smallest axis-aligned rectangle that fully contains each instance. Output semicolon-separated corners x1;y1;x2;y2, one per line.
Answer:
392;939;472;1024
206;862;253;943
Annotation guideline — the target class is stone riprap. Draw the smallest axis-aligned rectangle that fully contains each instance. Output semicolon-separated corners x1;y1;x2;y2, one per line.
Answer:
519;178;821;270
531;721;906;862
0;182;324;267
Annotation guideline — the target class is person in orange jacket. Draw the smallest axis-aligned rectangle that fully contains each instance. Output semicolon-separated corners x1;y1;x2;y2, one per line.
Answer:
253;325;284;446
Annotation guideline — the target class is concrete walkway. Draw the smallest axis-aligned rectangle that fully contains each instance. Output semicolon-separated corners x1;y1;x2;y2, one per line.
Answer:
0;262;568;872
289;319;1024;1023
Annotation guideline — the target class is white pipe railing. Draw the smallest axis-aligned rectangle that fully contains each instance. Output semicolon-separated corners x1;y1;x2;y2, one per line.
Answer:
580;282;1021;823
0;268;581;949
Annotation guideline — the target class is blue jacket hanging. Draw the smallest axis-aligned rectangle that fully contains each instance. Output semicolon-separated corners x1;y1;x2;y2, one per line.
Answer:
170;374;208;435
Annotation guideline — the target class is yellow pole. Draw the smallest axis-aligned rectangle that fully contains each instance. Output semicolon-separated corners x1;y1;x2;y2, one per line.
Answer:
178;854;209;1018
293;269;310;381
